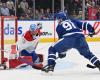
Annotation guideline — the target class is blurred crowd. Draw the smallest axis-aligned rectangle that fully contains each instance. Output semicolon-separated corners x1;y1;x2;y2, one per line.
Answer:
85;0;100;20
0;0;100;20
65;0;100;20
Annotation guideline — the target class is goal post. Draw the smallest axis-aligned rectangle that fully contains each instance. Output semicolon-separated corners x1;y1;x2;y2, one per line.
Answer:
0;16;18;64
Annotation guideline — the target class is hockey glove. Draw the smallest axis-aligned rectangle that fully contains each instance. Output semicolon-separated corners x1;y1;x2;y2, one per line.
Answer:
58;52;66;59
89;32;95;37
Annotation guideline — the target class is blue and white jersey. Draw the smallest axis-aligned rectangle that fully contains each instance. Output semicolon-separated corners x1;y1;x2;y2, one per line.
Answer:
56;19;94;39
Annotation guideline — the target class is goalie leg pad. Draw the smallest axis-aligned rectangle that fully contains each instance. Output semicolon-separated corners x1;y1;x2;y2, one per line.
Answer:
38;54;43;62
22;54;43;62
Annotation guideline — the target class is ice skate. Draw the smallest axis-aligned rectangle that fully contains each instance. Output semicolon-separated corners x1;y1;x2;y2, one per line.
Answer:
41;64;55;73
95;63;100;71
87;62;100;71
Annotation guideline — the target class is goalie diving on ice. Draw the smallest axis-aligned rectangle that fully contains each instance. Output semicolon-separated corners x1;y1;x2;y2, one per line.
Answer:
17;23;43;70
41;11;100;73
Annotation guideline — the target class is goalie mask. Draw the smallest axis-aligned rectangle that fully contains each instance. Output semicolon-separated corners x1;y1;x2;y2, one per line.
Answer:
29;24;37;31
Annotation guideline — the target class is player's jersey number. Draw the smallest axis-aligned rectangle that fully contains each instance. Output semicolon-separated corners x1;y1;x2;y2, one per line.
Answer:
62;21;76;31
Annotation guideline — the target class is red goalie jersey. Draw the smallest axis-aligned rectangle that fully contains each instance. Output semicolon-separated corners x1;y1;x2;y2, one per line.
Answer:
24;28;42;41
17;28;42;52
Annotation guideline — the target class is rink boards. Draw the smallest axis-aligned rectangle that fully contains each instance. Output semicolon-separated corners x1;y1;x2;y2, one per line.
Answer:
2;20;100;44
17;20;100;42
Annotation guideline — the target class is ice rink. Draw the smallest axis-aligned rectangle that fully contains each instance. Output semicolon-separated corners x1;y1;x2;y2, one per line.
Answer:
0;42;100;80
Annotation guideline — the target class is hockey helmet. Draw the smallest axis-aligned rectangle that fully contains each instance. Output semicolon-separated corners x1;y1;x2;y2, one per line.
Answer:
29;24;37;31
55;11;68;20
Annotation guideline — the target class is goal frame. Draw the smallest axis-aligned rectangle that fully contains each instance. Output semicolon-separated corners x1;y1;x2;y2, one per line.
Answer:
0;16;18;64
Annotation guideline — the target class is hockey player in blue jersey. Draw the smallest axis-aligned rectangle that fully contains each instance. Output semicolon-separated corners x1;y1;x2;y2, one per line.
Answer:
42;11;100;73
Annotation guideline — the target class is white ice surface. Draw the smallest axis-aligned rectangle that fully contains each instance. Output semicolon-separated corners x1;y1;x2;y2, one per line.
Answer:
0;42;100;80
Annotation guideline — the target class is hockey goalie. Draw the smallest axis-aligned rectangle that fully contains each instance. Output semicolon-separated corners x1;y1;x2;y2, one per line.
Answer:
9;23;43;70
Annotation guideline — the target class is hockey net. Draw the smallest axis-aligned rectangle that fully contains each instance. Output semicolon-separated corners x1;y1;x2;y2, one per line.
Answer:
0;16;18;64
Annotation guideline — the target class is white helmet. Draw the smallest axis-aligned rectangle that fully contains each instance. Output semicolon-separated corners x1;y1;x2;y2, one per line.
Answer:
29;24;37;31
